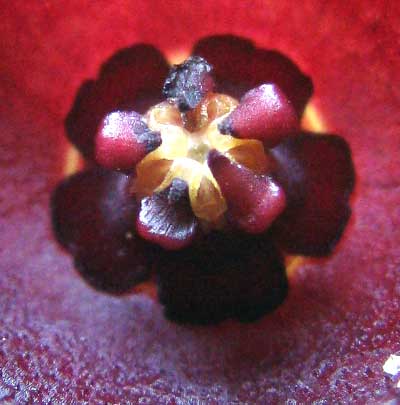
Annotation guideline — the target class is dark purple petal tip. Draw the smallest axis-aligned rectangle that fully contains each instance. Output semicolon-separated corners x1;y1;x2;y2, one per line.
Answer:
162;56;215;112
157;233;288;324
136;178;199;250
271;133;355;256
51;168;154;294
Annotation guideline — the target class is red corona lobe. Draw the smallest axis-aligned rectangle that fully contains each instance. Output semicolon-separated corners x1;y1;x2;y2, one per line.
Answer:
218;83;299;146
208;150;286;233
95;110;161;171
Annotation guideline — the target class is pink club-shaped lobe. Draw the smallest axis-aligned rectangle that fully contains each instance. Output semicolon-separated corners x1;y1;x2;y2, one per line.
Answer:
95;111;161;171
208;150;286;233
65;44;170;162
219;84;299;147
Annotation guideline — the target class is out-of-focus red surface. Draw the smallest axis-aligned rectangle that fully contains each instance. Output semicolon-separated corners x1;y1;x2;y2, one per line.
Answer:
1;1;399;402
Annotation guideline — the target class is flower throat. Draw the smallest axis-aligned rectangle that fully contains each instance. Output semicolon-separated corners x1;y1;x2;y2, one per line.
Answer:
134;92;269;226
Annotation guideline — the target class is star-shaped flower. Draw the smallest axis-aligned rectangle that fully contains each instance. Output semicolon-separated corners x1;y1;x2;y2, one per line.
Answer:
52;41;354;324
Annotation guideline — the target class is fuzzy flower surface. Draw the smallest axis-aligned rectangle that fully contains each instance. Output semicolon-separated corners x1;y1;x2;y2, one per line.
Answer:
1;3;399;399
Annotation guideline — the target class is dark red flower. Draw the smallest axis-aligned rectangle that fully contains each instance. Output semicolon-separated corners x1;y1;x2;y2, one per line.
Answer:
1;3;399;403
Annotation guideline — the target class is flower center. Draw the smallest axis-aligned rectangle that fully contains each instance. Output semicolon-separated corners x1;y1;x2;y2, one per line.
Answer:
135;93;269;225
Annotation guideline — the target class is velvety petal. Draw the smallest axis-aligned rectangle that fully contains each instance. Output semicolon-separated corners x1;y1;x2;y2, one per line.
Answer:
208;150;286;234
157;233;287;324
65;45;169;161
136;179;199;250
95;110;161;171
271;133;355;256
51;168;154;293
193;35;313;116
219;84;299;147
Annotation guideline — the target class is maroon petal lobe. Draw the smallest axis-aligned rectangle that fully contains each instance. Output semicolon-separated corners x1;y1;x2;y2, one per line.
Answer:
193;35;313;116
51;168;154;294
208;150;286;233
136;178;199;250
219;84;299;147
162;56;215;112
65;45;170;161
95;110;161;171
271;133;355;256
157;233;288;324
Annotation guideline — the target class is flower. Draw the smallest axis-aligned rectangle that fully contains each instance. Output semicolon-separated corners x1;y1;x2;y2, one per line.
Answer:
52;43;354;324
1;3;399;403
